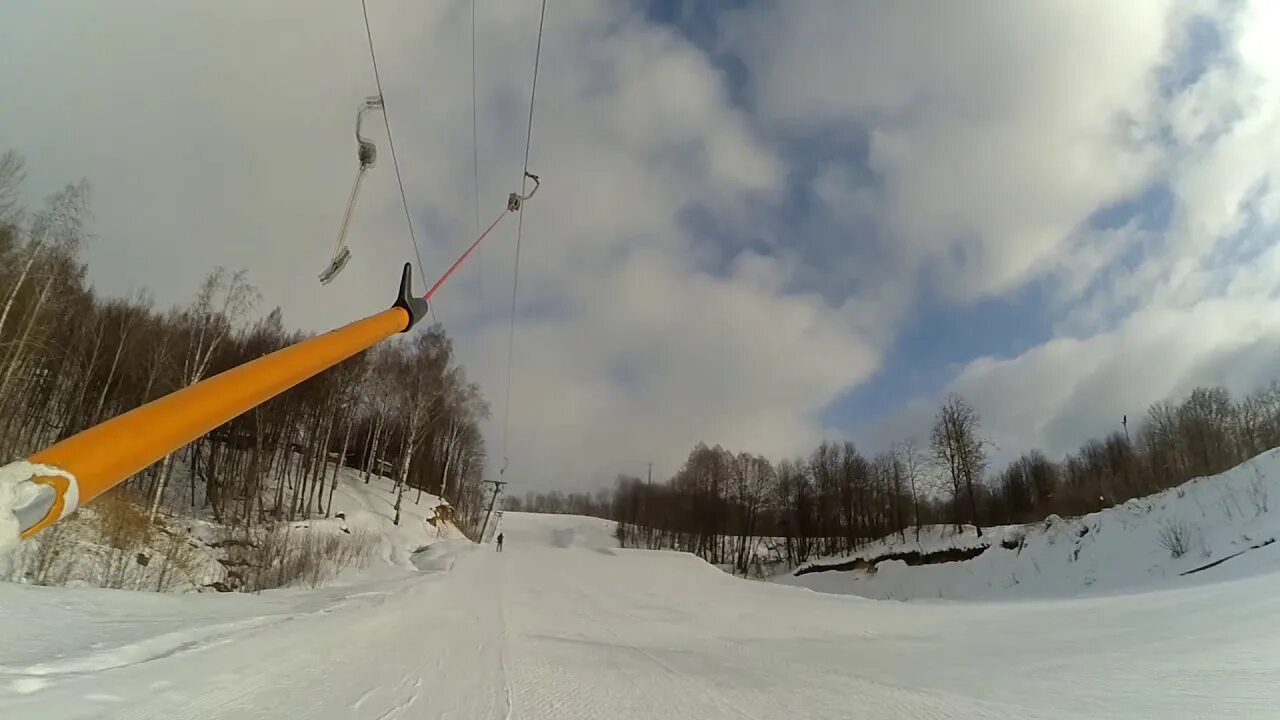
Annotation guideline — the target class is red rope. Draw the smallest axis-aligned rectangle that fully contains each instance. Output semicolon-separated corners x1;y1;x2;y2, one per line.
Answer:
424;207;510;301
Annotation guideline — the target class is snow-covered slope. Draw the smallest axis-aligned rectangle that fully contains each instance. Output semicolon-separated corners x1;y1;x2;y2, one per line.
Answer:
779;447;1280;600
3;510;1280;718
1;460;461;592
322;465;463;574
495;511;618;551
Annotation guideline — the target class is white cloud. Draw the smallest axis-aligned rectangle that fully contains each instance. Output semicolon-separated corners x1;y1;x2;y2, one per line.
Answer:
953;283;1280;466
730;1;1172;300
470;246;876;490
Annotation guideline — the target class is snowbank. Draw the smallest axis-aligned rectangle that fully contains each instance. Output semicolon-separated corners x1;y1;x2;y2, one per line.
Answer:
778;447;1280;600
2;458;465;593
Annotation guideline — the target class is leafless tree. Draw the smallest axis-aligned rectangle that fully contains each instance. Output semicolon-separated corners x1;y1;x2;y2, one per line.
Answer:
897;438;926;541
148;267;258;520
930;394;986;534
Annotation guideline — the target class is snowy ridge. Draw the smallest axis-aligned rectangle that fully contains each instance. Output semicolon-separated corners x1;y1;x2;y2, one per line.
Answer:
778;447;1280;600
793;524;995;574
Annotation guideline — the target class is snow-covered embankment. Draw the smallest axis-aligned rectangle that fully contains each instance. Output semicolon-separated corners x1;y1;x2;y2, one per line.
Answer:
778;448;1280;600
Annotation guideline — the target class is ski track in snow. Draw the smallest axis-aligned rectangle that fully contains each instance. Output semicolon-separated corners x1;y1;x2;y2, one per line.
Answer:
2;508;1280;718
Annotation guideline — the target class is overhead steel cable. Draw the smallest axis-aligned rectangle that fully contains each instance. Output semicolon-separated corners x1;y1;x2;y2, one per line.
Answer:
360;0;432;310
500;0;548;473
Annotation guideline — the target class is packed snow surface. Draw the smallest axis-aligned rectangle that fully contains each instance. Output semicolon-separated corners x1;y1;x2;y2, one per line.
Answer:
0;502;1276;718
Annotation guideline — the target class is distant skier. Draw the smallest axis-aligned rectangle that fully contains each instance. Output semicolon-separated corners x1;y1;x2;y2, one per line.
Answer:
496;533;504;553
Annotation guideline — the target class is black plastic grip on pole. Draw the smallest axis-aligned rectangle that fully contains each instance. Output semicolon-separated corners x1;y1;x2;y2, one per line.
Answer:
393;263;430;332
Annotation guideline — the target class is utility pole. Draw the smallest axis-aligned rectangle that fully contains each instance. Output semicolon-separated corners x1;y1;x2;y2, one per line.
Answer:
1122;414;1130;443
647;462;653;487
479;479;507;542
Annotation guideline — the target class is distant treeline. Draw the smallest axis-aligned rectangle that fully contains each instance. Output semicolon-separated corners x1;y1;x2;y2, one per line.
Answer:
513;379;1280;575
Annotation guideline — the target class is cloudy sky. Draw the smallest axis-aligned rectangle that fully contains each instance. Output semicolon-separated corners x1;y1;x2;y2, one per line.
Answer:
3;0;1280;491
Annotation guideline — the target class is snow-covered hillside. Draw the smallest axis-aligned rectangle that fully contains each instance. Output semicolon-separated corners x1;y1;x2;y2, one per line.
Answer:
320;465;463;574
1;461;461;593
778;447;1280;600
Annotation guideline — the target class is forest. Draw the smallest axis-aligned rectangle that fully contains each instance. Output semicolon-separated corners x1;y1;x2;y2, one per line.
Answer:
0;151;491;587
514;380;1280;576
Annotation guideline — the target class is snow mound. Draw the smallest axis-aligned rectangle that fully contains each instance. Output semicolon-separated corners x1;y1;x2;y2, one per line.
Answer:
410;539;473;574
307;466;464;580
779;447;1280;600
498;512;619;552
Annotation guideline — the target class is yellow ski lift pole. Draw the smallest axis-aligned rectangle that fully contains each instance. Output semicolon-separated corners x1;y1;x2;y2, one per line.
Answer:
5;264;429;541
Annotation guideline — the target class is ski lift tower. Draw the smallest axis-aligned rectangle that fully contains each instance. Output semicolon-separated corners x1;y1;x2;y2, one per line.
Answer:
479;479;507;542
